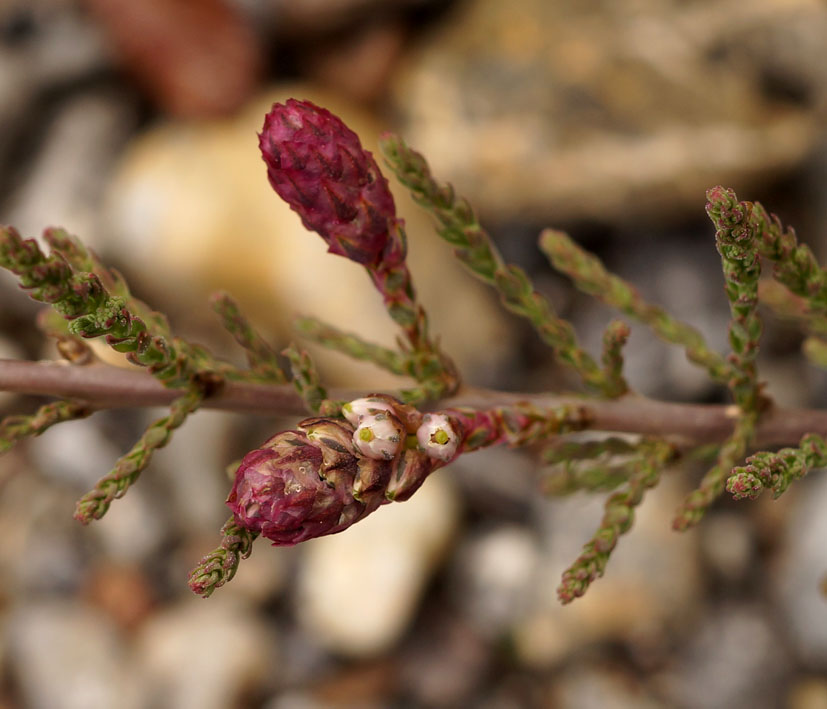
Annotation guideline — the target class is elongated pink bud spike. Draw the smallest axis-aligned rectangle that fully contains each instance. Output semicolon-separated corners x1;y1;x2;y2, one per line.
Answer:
259;98;399;265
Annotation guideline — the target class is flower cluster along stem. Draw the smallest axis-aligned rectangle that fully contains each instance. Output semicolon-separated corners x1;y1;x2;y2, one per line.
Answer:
557;439;675;603
707;187;763;412
188;516;259;598
672;409;757;530
379;134;615;396
0;400;91;454
73;386;205;524
539;229;732;385
727;432;827;500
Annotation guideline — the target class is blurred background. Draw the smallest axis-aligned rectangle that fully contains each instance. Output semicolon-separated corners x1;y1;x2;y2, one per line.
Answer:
1;0;827;706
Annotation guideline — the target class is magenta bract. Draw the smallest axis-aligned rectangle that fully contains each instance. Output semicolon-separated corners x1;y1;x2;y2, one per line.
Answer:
259;98;398;265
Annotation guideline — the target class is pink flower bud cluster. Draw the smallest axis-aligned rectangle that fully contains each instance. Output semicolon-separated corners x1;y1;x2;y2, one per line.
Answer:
227;395;465;545
259;98;400;266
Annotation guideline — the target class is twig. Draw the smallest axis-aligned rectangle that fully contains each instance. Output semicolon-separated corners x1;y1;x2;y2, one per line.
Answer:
3;359;827;447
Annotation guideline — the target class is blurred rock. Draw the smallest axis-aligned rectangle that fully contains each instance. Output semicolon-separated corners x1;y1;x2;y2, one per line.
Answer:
26;408;169;565
698;511;755;584
29;416;122;489
513;475;702;666
91;483;169;564
393;0;827;222
789;677;827;709
134;597;277;709
0;2;106;151
0;449;89;595
102;84;513;387
450;525;539;638
657;604;788;709
6;599;142;709
82;562;155;631
271;0;431;35
551;665;664;709
152;408;234;536
616;236;730;399
450;445;539;517
0;335;25;407
295;473;459;657
774;474;827;667
2;91;136;240
294;659;398;709
399;613;490;707
80;0;263;118
305;20;407;105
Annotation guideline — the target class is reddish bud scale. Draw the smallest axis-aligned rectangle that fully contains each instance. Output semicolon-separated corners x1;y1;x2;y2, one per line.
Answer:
259;99;400;266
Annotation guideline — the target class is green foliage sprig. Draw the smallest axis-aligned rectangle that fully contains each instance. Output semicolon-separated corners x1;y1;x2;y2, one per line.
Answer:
380;135;620;397
0;400;91;454
558;439;675;603
707;187;763;411
727;432;827;500
283;343;342;416
753;202;827;314
540;228;731;384
542;436;650;496
672;410;757;530
0;226;215;388
188;516;259;598
210;292;287;383
74;386;204;523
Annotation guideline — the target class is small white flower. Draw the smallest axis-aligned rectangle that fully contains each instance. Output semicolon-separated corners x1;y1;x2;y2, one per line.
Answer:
353;412;404;460
342;397;397;426
417;413;459;462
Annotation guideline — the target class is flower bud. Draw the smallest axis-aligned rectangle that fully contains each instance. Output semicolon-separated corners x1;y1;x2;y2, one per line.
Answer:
353;411;405;460
259;98;398;266
342;396;398;427
417;413;460;462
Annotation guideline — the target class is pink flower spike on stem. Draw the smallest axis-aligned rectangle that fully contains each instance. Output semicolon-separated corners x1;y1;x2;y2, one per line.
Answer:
259;98;400;266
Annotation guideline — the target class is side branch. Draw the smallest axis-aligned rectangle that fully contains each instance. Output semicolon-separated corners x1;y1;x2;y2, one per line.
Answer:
1;359;825;447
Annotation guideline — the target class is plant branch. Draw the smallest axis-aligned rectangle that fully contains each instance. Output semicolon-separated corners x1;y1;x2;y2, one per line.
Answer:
2;358;826;448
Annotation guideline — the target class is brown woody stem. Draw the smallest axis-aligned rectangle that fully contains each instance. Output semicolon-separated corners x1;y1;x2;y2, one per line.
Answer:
1;358;824;447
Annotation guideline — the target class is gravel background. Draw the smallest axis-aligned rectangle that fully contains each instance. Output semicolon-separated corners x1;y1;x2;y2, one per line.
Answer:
1;1;827;707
